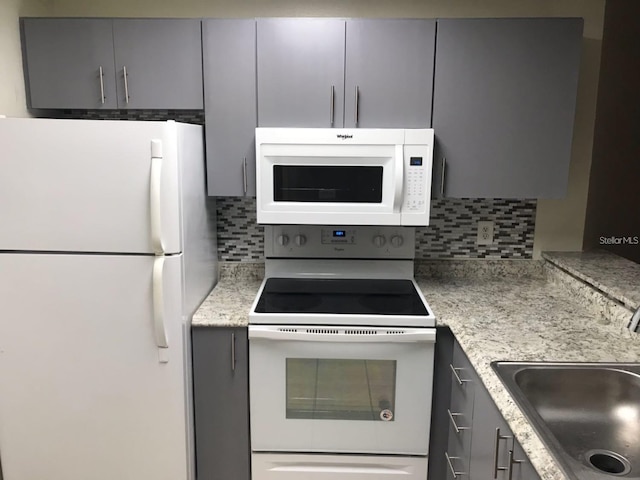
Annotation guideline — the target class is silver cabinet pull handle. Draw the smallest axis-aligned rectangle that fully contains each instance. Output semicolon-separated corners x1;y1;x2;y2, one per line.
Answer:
450;364;470;385
330;85;335;126
99;66;105;104
123;65;130;104
447;409;469;434
445;452;466;478
242;157;248;195
231;332;236;372
441;157;447;197
507;450;524;480
354;85;360;126
493;427;512;478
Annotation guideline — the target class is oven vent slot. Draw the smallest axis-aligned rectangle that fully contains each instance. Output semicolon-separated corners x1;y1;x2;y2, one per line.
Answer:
305;328;340;335
386;330;407;335
344;329;378;335
278;327;299;333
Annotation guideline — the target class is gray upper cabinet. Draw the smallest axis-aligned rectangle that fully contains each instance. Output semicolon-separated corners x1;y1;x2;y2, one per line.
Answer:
113;19;203;110
344;19;435;128
256;18;436;129
21;18;203;110
203;19;257;197
21;18;117;109
432;18;583;198
257;18;346;127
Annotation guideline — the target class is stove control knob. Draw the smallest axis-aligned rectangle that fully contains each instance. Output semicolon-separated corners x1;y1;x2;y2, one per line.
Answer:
373;235;386;247
390;235;404;248
294;234;307;246
277;234;290;246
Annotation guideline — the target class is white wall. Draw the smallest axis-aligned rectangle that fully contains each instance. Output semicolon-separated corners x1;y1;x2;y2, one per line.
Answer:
1;0;606;256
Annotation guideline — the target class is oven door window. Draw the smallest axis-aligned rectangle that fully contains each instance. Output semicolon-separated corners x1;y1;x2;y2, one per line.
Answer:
286;358;396;421
273;165;383;203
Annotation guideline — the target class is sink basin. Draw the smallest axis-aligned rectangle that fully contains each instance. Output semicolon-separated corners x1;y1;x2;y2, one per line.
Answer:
492;362;640;480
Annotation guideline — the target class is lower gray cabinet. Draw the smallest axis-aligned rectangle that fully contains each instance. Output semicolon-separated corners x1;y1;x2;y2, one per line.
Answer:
192;327;250;480
445;339;540;480
444;340;475;478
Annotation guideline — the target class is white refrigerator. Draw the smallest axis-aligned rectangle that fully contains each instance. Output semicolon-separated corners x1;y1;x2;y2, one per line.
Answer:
0;118;218;480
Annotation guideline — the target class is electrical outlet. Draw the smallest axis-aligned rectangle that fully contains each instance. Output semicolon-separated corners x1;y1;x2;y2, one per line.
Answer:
477;221;494;245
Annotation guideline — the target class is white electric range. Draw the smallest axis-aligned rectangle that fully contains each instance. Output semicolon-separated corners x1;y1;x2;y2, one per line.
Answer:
249;225;436;480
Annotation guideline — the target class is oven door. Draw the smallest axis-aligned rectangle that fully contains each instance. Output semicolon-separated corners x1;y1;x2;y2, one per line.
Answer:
248;325;435;455
256;142;404;226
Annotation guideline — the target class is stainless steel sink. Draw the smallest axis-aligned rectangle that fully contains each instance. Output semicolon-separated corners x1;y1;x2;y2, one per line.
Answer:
492;362;640;480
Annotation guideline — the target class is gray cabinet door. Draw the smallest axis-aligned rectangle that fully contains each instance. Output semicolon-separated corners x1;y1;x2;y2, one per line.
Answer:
203;19;257;197
192;327;250;480
21;18;117;109
344;19;435;128
432;18;583;198
469;376;513;480
113;19;203;109
257;18;346;127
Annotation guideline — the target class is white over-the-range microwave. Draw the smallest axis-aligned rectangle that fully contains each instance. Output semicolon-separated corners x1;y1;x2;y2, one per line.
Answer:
255;128;434;226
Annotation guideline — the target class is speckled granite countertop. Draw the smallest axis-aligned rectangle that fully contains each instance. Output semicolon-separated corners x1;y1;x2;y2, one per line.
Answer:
192;259;640;480
544;250;640;310
418;276;639;480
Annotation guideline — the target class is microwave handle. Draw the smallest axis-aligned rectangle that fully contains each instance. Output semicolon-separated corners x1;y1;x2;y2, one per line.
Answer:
249;326;436;343
393;145;405;211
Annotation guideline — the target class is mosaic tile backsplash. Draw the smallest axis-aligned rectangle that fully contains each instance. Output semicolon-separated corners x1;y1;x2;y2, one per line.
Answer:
46;109;205;124
216;197;536;261
41;110;536;261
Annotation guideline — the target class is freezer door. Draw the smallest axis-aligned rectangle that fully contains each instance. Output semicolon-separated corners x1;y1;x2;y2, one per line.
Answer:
0;253;191;480
0;118;186;254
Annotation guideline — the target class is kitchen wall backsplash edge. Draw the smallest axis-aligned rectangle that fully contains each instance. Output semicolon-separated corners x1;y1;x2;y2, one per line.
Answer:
544;262;635;334
218;259;544;282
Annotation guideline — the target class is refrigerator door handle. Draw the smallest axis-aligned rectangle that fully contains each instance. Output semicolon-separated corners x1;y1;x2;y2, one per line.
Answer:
150;140;165;254
153;256;169;363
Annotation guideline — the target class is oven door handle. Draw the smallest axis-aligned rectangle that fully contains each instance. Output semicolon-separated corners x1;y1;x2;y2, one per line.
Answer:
248;326;436;343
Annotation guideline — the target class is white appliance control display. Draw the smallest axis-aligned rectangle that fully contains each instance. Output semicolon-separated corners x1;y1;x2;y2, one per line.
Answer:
402;146;429;214
265;225;416;259
321;229;357;245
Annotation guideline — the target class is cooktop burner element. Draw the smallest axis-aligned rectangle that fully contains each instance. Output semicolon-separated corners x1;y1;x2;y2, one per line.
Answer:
254;278;429;316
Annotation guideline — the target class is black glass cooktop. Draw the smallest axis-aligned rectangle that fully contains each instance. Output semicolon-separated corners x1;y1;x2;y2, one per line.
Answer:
254;278;429;316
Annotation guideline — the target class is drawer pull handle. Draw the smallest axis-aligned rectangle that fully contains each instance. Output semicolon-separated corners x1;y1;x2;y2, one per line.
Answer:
447;409;469;434
98;66;105;104
441;157;447;197
450;364;470;385
354;85;360;126
231;332;236;372
242;157;248;195
493;427;512;478
123;65;130;104
507;450;524;480
445;452;466;478
329;85;335;126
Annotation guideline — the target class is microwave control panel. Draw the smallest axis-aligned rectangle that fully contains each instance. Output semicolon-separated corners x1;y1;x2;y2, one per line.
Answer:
264;225;416;259
401;144;432;222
